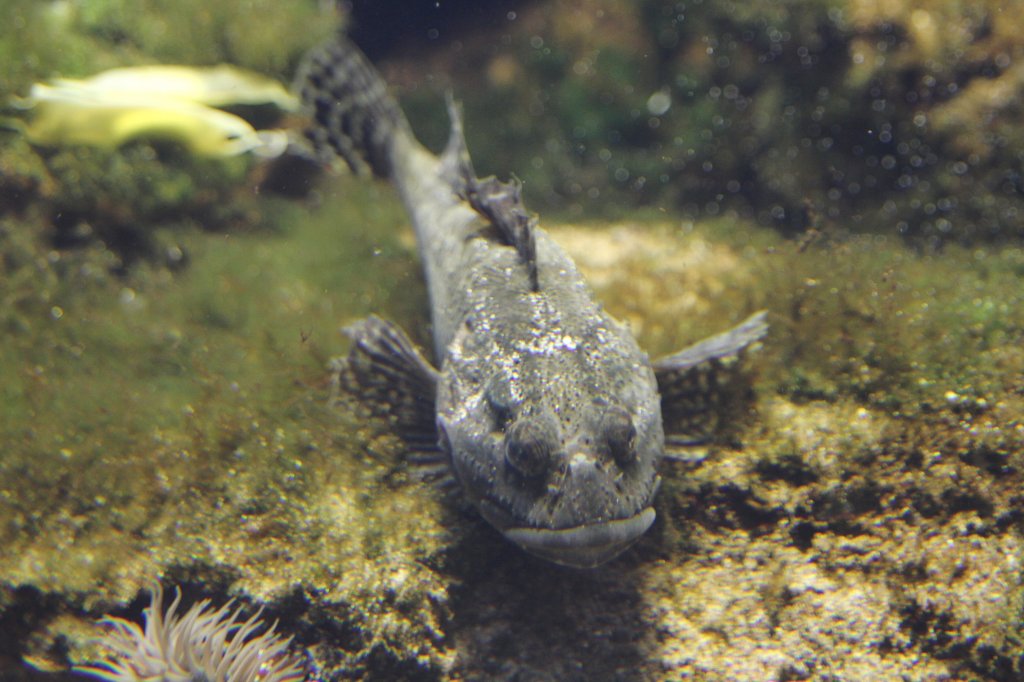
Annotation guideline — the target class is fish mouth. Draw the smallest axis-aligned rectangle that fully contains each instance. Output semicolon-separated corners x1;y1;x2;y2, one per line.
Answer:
498;507;656;569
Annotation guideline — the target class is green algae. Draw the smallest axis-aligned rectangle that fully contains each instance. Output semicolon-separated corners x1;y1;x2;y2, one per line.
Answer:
0;1;108;98
3;169;1024;679
557;216;1024;416
393;0;1024;245
63;0;338;78
10;170;1023;677
1;0;335;100
0;175;457;673
8;171;1024;679
553;219;1024;679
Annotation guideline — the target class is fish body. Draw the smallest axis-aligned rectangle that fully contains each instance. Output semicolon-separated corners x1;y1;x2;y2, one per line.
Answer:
22;82;264;156
300;38;766;567
13;65;296;157
57;64;300;110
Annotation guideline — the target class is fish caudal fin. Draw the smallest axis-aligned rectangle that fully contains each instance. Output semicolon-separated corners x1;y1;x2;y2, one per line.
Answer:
296;36;408;178
299;35;545;291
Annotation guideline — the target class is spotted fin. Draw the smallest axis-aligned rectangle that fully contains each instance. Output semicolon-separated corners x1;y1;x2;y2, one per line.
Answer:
653;311;768;448
339;316;447;476
442;96;539;291
296;36;409;178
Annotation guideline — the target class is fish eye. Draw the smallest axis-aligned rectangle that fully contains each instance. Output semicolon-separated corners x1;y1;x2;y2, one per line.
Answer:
602;405;637;466
504;414;559;478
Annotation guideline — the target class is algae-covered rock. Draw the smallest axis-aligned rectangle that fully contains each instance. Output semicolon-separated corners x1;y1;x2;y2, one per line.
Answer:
440;223;1024;680
0;180;458;677
4;191;1024;679
71;0;339;78
389;0;1024;245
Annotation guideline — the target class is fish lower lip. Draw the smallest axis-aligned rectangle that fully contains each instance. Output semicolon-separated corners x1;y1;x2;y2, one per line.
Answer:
501;507;656;568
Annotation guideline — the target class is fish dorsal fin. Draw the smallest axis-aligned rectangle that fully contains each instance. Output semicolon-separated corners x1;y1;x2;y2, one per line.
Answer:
443;96;539;291
339;315;443;461
653;311;768;448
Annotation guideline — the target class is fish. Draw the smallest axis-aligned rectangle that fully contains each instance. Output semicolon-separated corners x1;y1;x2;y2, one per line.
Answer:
298;37;767;568
11;65;296;157
51;64;300;111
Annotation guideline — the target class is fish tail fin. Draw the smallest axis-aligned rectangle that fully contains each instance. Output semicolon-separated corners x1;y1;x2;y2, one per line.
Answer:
295;35;408;178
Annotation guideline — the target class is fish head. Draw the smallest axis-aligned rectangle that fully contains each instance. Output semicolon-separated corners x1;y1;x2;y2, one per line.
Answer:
439;307;664;568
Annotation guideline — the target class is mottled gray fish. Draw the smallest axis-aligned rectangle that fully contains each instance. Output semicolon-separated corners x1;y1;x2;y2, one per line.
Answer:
298;37;767;568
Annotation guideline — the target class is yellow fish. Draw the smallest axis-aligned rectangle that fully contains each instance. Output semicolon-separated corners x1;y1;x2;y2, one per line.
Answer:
12;65;294;157
50;64;299;111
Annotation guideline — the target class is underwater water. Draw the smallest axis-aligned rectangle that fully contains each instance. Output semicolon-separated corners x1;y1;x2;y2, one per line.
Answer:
1;1;1023;680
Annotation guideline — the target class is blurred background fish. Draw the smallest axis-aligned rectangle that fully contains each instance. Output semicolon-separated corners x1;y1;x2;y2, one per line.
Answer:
7;64;296;157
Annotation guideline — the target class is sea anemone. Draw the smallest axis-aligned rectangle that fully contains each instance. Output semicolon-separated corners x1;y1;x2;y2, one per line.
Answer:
76;582;306;682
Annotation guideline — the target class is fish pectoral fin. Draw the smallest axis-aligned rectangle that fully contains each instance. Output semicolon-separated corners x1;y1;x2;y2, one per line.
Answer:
653;311;768;373
653;311;768;446
339;315;442;461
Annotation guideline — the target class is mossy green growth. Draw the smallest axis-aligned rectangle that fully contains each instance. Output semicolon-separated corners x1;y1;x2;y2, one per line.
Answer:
0;138;267;271
3;174;1024;676
549;217;1024;678
0;1;114;98
0;174;455;673
71;0;339;78
757;236;1024;413
553;216;1024;417
401;0;1024;244
1;0;338;120
51;143;255;251
1;121;284;268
